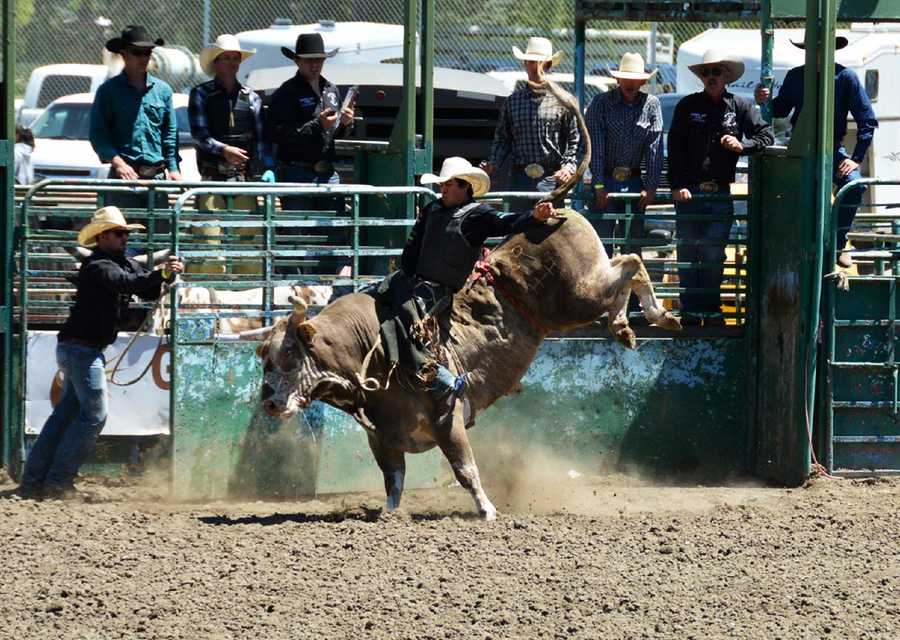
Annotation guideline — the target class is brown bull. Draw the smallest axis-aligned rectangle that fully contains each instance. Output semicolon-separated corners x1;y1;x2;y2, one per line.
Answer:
253;211;680;520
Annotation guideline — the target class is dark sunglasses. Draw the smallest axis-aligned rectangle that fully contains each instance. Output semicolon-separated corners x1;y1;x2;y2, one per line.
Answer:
127;48;153;58
700;67;724;78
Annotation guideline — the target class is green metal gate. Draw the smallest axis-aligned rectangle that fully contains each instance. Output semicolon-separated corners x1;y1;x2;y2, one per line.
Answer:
823;179;900;475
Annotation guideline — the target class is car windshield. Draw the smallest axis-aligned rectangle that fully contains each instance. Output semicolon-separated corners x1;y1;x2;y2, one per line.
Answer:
30;103;91;140
31;102;192;141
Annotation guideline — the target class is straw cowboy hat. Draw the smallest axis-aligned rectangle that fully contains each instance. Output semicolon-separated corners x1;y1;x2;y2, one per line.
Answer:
281;32;338;61
199;34;256;75
688;49;746;84
790;35;849;50
420;157;491;198
512;37;564;67
609;52;657;81
77;206;145;247
106;25;164;53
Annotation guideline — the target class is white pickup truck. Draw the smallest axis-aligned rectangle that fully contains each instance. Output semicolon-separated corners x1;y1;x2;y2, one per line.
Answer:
17;64;109;128
28;92;200;182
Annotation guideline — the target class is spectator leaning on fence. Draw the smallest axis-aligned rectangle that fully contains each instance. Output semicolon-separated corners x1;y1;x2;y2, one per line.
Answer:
190;34;274;185
585;52;663;259
481;37;579;211
667;50;773;327
16;207;183;500
754;35;878;269
89;25;181;208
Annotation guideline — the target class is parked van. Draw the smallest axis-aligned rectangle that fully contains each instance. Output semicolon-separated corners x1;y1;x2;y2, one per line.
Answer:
235;20;406;85
676;25;900;204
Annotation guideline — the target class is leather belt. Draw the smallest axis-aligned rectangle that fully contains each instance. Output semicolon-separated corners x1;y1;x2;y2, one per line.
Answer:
282;160;334;174
126;161;166;178
696;181;729;194
609;166;640;182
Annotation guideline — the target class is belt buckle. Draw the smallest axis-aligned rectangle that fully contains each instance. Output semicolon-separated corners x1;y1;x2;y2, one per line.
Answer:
524;163;545;179
612;166;632;182
314;160;334;174
698;181;719;194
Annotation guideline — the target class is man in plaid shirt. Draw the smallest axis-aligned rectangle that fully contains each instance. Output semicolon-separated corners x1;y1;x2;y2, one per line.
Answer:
481;37;579;210
585;52;663;255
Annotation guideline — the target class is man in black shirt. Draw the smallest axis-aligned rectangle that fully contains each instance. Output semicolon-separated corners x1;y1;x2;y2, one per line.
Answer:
17;207;183;499
266;33;355;272
391;157;558;424
667;50;773;325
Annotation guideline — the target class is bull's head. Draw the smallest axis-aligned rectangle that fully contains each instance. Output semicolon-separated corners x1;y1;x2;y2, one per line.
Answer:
255;295;320;417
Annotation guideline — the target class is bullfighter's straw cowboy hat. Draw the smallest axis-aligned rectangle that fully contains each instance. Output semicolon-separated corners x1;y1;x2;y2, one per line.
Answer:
688;49;746;84
199;34;256;75
791;35;849;50
105;25;164;53
512;37;564;67
609;52;657;81
281;32;338;61
77;206;145;247
420;157;491;198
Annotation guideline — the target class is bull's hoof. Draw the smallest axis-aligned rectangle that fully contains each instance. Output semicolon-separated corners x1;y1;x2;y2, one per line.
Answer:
480;505;498;522
614;326;637;349
654;312;682;331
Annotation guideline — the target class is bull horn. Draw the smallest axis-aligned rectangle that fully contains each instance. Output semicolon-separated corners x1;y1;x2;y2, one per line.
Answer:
134;248;171;267
288;294;308;324
64;246;93;260
235;325;277;341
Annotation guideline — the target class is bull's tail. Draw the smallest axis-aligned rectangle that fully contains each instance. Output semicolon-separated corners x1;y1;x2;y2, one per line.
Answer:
527;73;590;205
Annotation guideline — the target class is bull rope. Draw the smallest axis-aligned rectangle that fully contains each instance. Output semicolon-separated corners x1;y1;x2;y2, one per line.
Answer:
105;281;171;387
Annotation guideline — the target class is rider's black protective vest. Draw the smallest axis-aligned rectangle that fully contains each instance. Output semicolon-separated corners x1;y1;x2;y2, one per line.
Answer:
414;201;483;292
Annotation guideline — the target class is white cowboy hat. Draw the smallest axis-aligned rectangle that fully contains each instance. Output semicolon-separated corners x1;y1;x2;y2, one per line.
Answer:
77;206;145;247
420;157;491;198
200;34;256;76
609;52;657;81
512;37;564;67
688;49;746;84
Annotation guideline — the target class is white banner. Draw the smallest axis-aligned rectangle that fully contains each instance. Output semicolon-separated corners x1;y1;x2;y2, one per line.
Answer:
26;331;171;437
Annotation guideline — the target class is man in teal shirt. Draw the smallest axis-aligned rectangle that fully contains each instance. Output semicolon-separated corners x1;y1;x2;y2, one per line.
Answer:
90;26;180;209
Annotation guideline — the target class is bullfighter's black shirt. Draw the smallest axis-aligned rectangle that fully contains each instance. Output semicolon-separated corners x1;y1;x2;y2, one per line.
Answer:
400;199;538;277
58;249;168;348
666;90;773;189
266;72;351;164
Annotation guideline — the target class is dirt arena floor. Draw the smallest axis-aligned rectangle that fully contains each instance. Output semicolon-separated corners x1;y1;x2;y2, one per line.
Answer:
0;470;897;640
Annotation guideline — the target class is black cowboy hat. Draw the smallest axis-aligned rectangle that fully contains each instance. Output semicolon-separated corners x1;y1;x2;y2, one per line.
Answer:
280;32;338;61
106;25;164;53
790;35;849;50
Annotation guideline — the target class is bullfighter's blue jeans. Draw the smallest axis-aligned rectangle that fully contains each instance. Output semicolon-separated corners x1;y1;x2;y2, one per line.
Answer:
21;341;108;491
833;147;865;253
675;196;735;316
587;177;645;256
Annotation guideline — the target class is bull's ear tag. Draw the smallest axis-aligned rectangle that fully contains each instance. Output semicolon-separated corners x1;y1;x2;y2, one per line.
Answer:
298;321;317;345
288;295;308;325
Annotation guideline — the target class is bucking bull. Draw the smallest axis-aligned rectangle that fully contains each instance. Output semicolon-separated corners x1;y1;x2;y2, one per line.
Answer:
249;77;681;520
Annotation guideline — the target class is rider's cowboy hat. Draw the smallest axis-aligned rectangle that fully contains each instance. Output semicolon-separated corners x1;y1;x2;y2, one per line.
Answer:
512;37;564;67
106;25;164;53
281;33;338;61
77;206;145;247
420;157;491;198
609;52;657;81
790;35;849;50
200;34;256;75
688;49;746;84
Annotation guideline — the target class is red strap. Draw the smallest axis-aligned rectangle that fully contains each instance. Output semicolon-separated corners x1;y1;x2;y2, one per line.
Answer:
470;249;549;334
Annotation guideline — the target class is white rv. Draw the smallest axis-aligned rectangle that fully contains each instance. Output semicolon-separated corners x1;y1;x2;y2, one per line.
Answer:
676;25;900;204
235;20;406;85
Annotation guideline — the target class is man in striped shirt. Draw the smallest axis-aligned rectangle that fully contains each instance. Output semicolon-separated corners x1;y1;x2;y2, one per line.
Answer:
481;37;579;211
585;52;663;255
